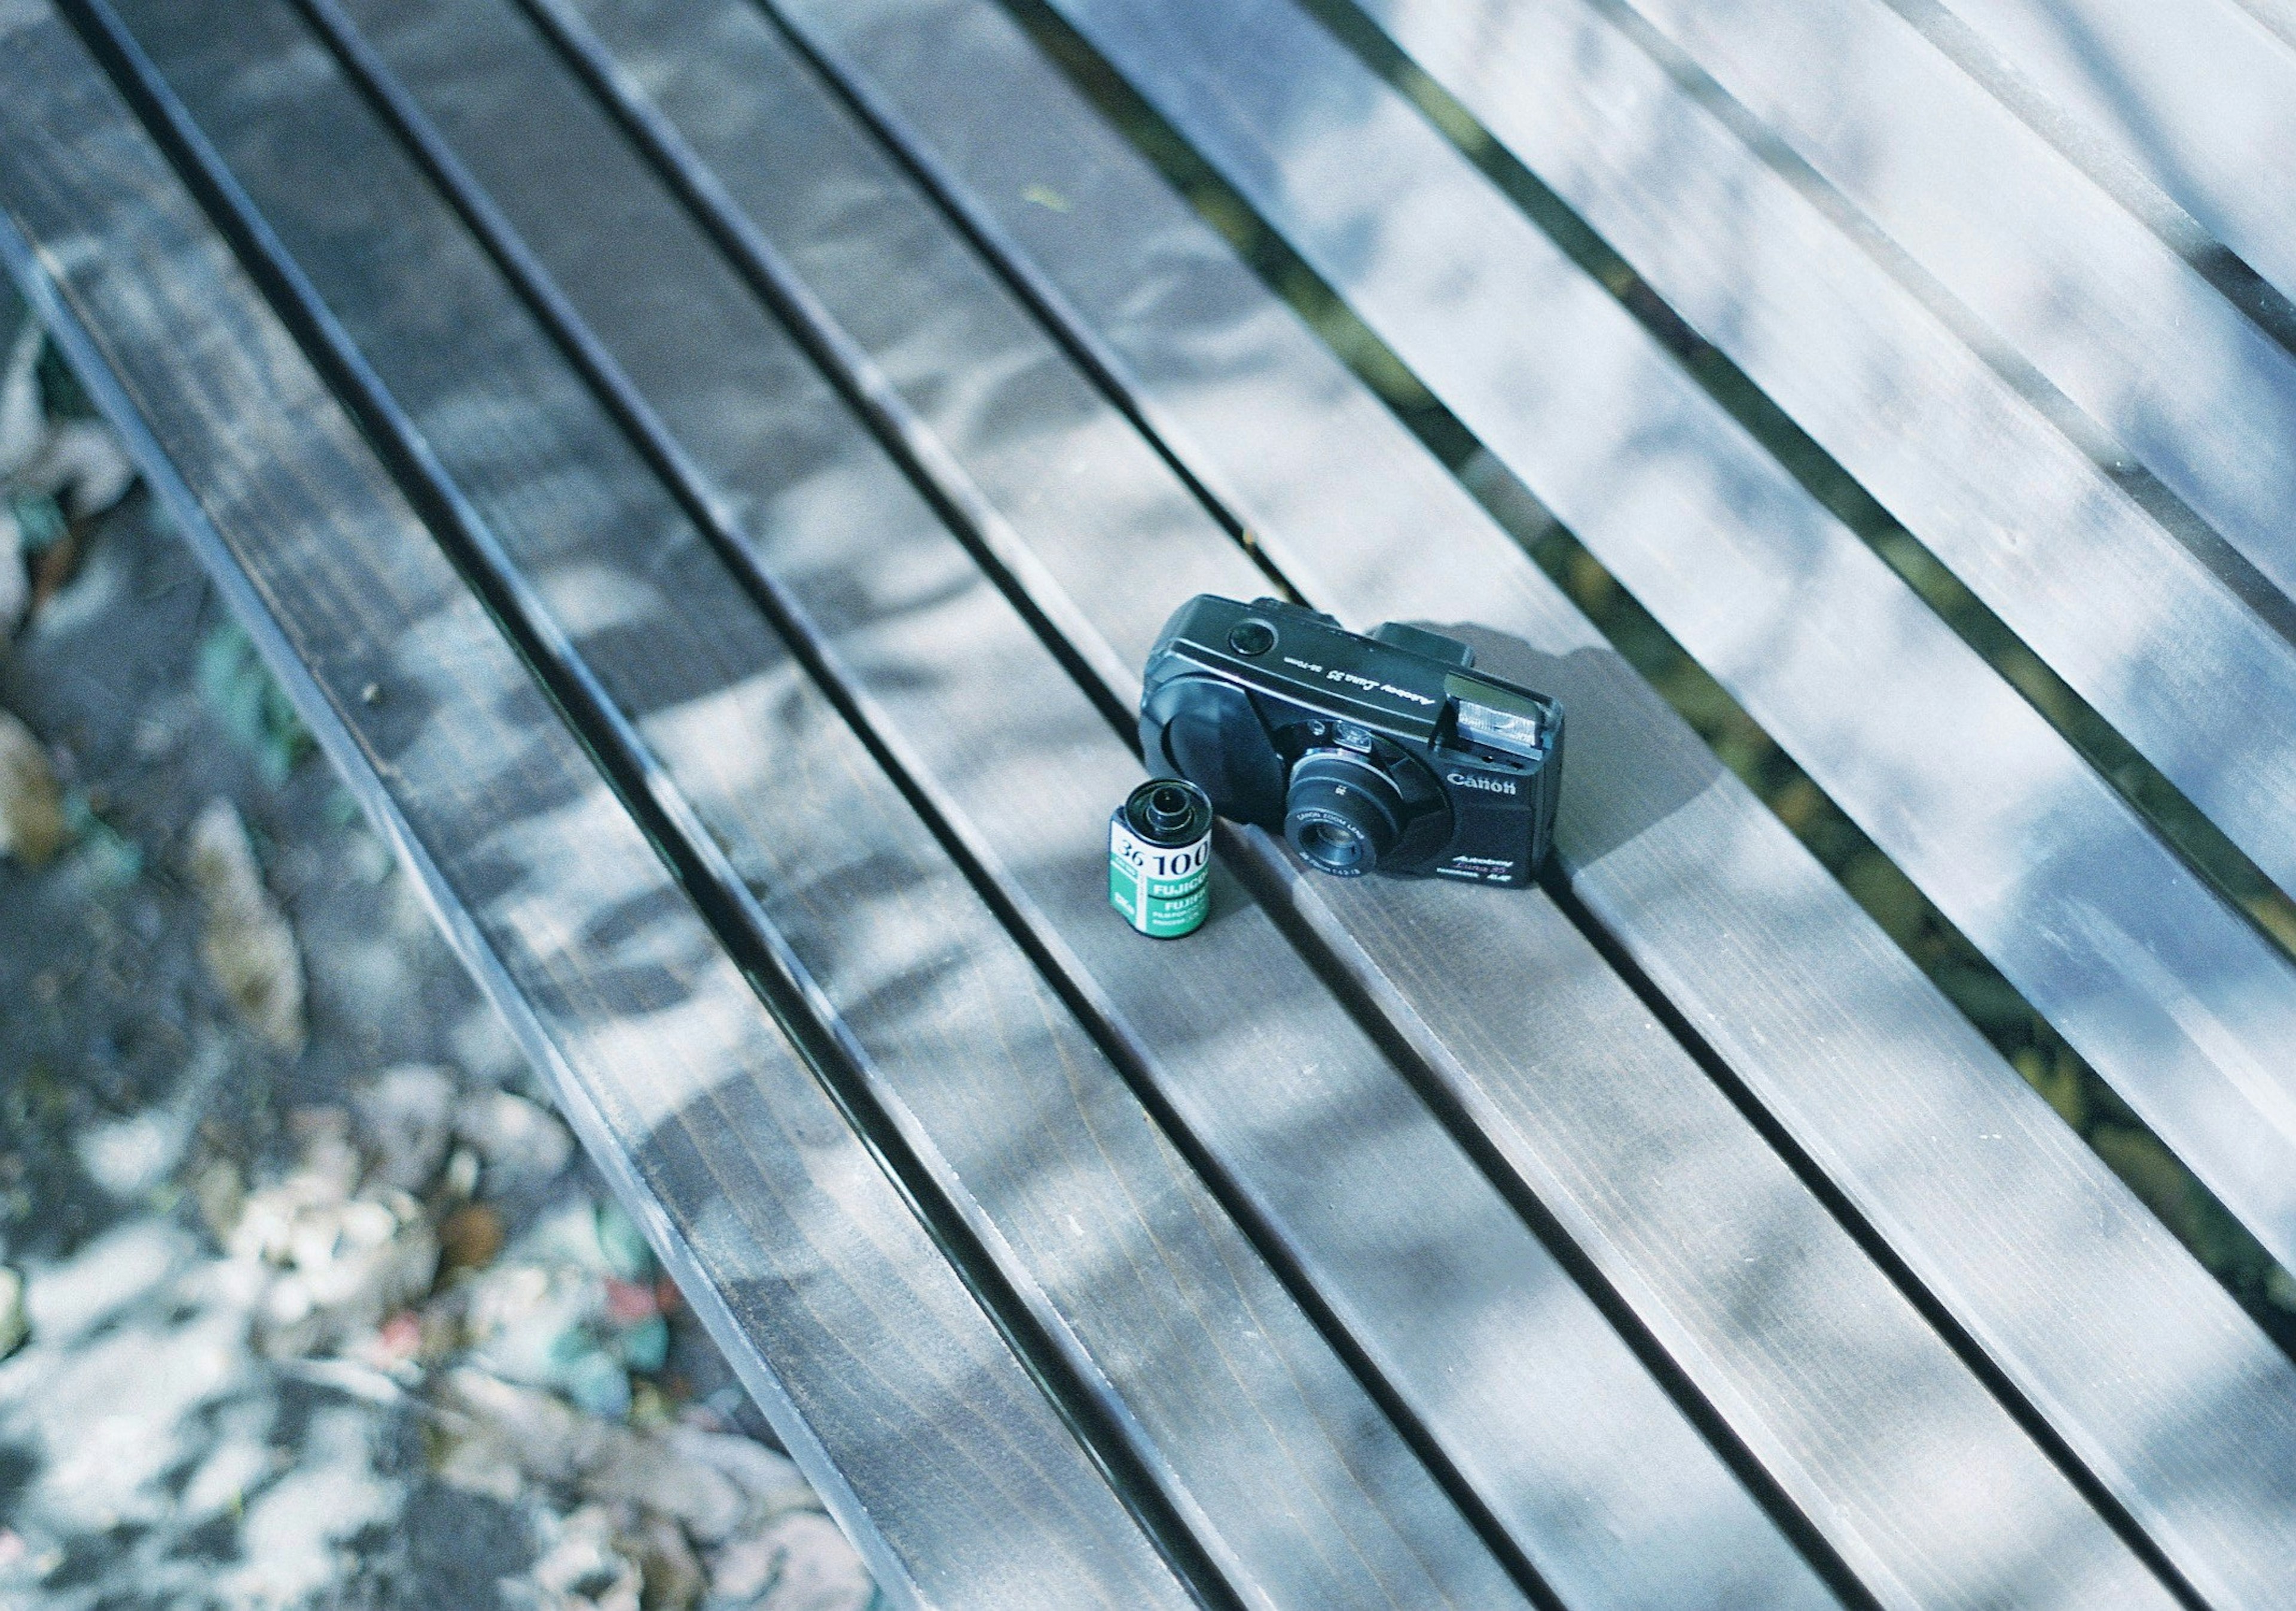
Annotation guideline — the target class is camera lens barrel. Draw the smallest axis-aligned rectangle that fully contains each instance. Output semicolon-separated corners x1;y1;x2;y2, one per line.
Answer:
1110;778;1214;938
1284;750;1406;877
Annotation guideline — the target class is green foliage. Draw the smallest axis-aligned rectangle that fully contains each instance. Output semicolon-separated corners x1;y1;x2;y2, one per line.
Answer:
61;787;141;888
196;622;310;785
594;1200;654;1284
611;1313;671;1375
33;337;93;421
8;490;66;554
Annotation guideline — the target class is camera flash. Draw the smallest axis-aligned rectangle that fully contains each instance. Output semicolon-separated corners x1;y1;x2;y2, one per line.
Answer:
1454;699;1544;757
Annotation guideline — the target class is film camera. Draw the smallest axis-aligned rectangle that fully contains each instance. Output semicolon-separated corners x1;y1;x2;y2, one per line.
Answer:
1140;595;1563;885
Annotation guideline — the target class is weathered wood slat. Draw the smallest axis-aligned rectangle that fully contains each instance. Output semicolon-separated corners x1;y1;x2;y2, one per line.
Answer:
127;0;1816;1600
1608;0;2296;618
294;0;1865;1603
504;1;2230;1603
747;0;2296;1603
106;1;1548;1604
2245;0;2296;51
1042;0;2296;1285
0;8;1191;1606
1920;0;2296;309
1350;0;2296;912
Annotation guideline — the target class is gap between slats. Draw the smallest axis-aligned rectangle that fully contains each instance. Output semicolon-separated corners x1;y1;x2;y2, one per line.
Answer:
693;3;2296;1606
902;0;2296;1362
304;0;1859;1596
53;4;1247;1601
498;0;2259;1606
1297;0;2296;1349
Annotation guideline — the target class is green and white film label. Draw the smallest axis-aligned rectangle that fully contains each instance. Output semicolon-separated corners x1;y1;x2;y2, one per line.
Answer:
1109;812;1210;938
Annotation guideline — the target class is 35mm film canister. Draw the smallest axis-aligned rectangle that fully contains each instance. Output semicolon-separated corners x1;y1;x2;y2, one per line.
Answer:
1109;778;1213;939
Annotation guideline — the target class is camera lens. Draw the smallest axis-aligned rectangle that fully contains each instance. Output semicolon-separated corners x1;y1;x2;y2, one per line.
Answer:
1226;619;1277;657
1297;817;1368;870
1284;750;1405;877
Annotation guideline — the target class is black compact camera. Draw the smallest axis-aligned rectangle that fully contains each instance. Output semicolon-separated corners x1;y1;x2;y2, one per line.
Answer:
1140;595;1563;885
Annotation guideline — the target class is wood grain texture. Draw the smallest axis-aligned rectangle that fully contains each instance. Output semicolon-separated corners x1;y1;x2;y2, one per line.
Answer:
1049;0;2296;1306
298;1;1858;1603
1605;0;2296;617
1915;0;2296;308
485;2;2224;1604
747;0;2296;1603
106;0;1538;1604
323;6;1855;1606
0;8;1189;1607
1352;0;2296;910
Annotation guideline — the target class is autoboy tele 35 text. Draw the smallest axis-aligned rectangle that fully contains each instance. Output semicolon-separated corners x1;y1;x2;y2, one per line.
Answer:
1115;595;1563;921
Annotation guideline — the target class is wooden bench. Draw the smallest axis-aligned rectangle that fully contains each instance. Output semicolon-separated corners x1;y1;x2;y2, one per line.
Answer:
6;0;2295;1603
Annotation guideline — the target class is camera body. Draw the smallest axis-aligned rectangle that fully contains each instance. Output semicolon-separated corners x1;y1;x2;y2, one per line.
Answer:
1140;595;1562;885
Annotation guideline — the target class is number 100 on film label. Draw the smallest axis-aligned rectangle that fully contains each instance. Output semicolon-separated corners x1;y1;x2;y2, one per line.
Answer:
1109;779;1213;939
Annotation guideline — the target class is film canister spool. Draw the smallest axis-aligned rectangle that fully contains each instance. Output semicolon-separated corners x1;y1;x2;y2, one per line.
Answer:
1109;778;1213;939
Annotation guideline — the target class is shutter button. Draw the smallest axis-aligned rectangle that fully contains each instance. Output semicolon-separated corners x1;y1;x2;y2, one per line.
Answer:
1228;619;1276;656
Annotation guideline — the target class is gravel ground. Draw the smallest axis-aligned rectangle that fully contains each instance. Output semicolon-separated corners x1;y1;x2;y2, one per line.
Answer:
0;316;876;1611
